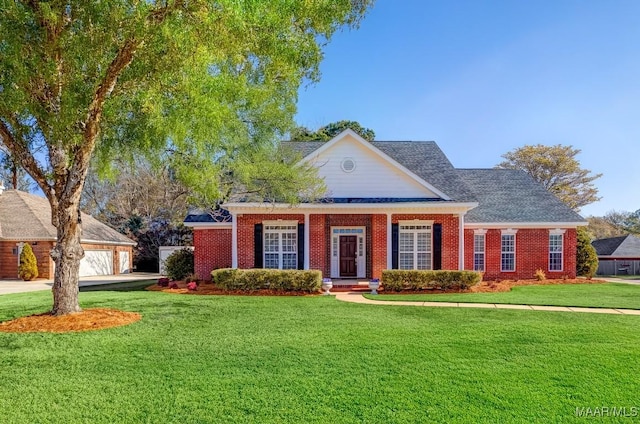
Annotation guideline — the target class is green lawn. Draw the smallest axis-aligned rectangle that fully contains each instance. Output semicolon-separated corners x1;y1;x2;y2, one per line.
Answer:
1;287;640;423
365;283;640;309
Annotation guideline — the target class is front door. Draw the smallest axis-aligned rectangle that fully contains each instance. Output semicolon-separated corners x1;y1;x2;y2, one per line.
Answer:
339;235;357;277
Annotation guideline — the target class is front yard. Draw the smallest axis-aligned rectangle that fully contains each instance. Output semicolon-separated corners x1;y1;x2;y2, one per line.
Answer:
364;282;640;309
1;285;639;423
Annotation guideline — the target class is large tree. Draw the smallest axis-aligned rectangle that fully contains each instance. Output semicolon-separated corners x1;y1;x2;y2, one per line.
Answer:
496;144;601;210
290;120;375;141
0;1;372;315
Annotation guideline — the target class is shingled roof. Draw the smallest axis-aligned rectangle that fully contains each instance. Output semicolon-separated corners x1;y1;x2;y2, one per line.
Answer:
457;169;585;223
281;140;585;224
0;190;135;245
592;234;640;257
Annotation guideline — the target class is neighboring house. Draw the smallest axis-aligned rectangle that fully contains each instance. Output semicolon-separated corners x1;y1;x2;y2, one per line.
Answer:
0;189;135;279
592;234;640;275
185;130;586;281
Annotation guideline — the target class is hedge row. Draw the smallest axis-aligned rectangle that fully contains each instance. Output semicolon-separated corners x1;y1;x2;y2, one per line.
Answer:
211;268;322;293
381;270;482;291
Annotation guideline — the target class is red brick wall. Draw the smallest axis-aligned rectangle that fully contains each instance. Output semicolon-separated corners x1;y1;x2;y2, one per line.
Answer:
392;214;460;270
193;229;232;280
371;214;387;279
237;214;305;269
464;228;577;280
309;214;326;274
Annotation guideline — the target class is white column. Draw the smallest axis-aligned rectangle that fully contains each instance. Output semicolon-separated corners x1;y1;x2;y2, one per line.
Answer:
231;212;238;269
387;213;392;269
304;213;310;270
458;213;465;270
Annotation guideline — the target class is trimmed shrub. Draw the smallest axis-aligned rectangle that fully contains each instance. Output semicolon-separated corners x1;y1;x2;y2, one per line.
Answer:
576;227;598;278
211;268;322;293
157;277;170;287
186;282;198;291
18;243;38;281
381;270;482;292
164;248;194;281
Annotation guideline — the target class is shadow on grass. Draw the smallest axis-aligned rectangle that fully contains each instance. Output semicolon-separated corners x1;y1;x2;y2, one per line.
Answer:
79;280;156;293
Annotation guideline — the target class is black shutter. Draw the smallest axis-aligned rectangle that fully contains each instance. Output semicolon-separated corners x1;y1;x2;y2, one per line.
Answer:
297;223;304;270
254;224;263;268
391;223;399;269
433;223;442;270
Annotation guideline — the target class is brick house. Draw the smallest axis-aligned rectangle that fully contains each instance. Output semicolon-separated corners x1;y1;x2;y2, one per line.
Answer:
185;130;586;281
0;189;135;279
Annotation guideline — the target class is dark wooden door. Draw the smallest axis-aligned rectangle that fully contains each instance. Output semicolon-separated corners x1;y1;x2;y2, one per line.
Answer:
340;235;357;277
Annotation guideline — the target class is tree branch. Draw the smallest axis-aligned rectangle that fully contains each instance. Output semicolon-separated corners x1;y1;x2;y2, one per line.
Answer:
0;119;52;199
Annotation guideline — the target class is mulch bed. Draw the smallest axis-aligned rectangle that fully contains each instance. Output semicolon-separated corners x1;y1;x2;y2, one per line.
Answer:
0;308;141;334
146;281;318;296
381;278;606;294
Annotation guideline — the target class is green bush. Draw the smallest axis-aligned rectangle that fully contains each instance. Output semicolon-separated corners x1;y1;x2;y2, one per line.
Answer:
211;268;322;293
576;227;598;278
381;270;482;292
164;248;194;280
18;243;38;281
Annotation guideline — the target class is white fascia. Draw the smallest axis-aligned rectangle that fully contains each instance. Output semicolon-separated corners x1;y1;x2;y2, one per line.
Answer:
224;201;479;216
465;222;588;229
183;222;232;229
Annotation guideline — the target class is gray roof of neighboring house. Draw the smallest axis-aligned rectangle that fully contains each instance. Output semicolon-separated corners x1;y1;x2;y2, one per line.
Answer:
592;234;640;257
456;169;586;223
0;190;135;245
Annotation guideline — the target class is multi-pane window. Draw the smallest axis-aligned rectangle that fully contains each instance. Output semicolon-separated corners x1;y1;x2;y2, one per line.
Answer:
399;224;432;270
473;234;485;271
549;234;563;271
264;224;297;270
501;234;515;272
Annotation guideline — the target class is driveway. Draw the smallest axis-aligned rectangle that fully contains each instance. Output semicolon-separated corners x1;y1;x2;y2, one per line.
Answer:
0;272;159;295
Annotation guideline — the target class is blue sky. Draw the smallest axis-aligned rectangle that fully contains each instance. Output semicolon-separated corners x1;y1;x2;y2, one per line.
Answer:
294;0;640;217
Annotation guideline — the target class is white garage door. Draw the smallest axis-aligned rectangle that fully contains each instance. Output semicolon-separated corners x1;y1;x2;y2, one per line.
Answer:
80;250;113;277
119;251;130;274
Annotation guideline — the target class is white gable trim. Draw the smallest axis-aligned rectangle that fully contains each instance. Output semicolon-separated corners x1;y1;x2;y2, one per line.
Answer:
297;129;452;201
224;201;478;215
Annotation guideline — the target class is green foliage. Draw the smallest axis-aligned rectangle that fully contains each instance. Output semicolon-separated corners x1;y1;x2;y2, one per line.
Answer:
596;209;640;236
211;268;322;292
576;227;599;278
164;248;194;281
381;270;482;291
18;243;38;281
290;120;376;141
496;144;602;210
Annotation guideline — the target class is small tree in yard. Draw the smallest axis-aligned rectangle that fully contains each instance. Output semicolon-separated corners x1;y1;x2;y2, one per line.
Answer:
576;227;598;278
0;1;372;315
19;243;38;281
164;249;194;281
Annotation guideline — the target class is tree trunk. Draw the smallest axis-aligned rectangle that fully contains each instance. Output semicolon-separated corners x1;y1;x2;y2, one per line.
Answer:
50;200;84;316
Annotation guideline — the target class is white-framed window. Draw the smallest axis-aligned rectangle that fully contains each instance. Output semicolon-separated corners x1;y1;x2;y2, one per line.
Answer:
264;224;297;270
549;230;565;271
473;232;485;272
399;222;432;270
501;231;516;272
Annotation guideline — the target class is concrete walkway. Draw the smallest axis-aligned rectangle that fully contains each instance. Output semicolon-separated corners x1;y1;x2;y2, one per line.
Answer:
334;292;640;315
0;273;159;295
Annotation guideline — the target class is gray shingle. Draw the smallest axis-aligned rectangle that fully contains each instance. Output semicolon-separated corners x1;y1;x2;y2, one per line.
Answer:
593;235;640;257
457;169;585;223
0;190;135;245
